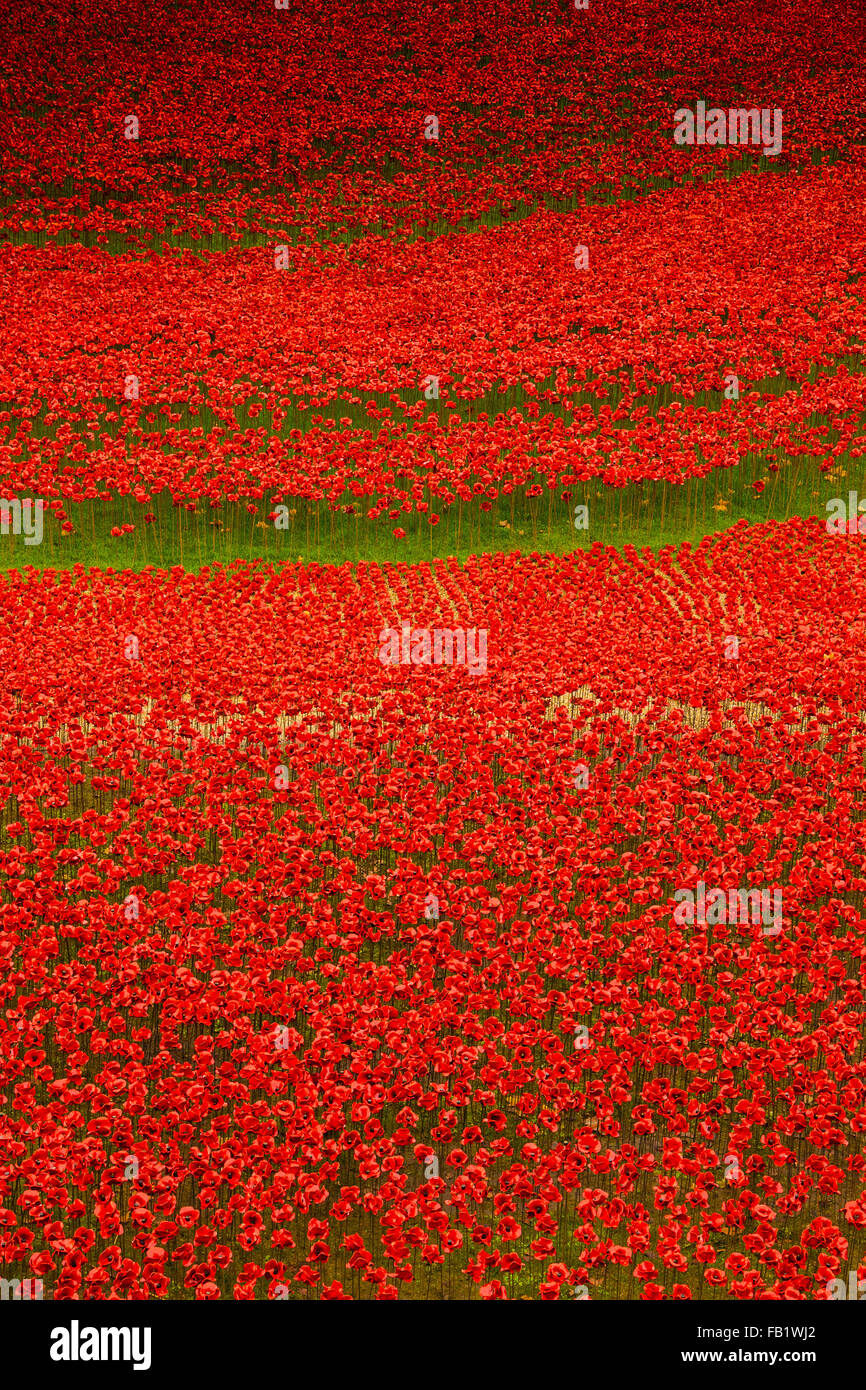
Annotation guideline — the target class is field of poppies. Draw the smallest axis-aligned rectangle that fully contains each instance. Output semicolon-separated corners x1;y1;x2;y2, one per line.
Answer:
1;0;865;1303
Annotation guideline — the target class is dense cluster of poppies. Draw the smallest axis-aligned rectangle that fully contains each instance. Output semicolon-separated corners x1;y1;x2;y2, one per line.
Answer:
0;0;863;534
3;0;864;249
1;517;865;1299
1;165;863;525
1;0;864;1307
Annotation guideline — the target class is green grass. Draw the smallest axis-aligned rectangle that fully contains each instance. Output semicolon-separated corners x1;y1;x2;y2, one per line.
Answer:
0;453;854;575
3;344;862;576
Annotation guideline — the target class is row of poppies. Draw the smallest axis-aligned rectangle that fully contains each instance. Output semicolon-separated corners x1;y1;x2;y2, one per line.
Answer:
1;518;864;1297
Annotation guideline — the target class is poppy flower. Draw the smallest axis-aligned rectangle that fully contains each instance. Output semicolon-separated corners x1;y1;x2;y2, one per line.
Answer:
0;8;863;1303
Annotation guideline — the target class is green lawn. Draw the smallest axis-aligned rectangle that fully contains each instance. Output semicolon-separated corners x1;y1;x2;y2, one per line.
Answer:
0;451;853;575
